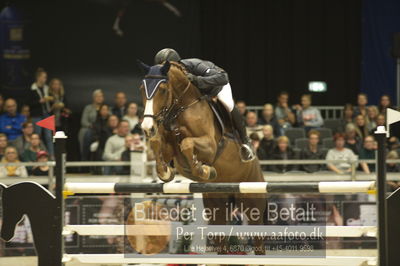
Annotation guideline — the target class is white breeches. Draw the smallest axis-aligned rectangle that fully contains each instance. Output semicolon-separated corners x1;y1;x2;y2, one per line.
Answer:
217;83;234;112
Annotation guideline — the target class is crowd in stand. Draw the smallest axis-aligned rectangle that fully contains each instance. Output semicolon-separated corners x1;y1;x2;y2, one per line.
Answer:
240;91;396;175
0;67;398;177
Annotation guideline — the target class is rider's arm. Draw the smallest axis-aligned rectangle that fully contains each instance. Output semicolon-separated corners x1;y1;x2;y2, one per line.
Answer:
193;70;229;89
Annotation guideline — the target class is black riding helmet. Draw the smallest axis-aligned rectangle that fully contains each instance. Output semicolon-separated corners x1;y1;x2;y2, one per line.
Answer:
154;48;181;64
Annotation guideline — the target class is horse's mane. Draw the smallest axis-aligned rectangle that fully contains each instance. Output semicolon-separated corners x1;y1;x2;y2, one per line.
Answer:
169;61;188;76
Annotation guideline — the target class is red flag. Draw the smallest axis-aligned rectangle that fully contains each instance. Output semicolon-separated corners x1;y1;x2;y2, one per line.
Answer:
36;115;55;133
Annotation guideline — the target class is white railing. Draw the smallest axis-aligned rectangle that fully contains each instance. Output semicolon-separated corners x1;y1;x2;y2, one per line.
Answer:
247;105;344;119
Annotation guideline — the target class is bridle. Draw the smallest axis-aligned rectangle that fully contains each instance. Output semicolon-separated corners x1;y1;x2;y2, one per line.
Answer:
143;77;204;130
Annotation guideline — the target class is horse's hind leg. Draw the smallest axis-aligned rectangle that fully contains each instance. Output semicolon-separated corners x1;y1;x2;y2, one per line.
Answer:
180;136;217;180
149;135;175;182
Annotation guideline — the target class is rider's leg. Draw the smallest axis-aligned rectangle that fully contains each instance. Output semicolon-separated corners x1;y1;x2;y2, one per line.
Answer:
217;84;255;161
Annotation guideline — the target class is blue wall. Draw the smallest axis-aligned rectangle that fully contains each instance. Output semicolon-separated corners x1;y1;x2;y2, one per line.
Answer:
361;0;400;105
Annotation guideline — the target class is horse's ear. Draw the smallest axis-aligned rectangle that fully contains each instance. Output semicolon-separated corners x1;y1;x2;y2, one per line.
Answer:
161;60;171;76
0;183;7;189
137;59;151;73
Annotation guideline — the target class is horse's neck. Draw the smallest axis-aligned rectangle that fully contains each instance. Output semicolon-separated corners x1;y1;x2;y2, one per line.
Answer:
174;83;201;106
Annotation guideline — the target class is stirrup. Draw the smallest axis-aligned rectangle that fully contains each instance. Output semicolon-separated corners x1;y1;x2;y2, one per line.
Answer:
239;144;255;162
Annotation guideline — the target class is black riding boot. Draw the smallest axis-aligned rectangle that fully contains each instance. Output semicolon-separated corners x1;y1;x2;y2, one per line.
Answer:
230;108;255;162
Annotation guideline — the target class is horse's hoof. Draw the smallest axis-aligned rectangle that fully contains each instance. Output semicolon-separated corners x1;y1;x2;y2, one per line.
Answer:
208;167;217;180
201;165;217;180
158;166;175;182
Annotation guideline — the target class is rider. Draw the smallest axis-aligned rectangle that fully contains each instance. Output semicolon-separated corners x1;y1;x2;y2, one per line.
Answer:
154;48;255;162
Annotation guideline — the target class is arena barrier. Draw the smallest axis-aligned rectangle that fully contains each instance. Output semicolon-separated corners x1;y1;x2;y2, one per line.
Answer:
2;125;400;266
64;181;376;194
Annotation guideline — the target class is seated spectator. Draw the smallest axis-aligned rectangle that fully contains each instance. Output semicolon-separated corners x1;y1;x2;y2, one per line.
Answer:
366;105;379;132
20;104;31;121
359;136;377;174
31;151;50;176
259;125;275;157
294;94;323;130
21;133;46;162
269;136;298;173
339;104;355;132
236;100;248;117
387;150;400;172
379;94;392;114
344;123;362;155
11;121;36;155
103;120;131;174
249;132;267;160
123;102;139;131
300;130;326;173
0;98;26;141
49;78;71;132
0;93;3;115
245;111;263;139
369;114;385;135
131;115;144;135
326;133;357;174
354;114;369;140
0;146;28;178
354;93;368;117
0;133;8;160
79;89;105;159
258;104;280;137
275;91;296;131
112;92;127;119
90;105;112;161
120;134;144;174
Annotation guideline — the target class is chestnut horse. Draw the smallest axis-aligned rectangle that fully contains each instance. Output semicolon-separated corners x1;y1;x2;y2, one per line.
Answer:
139;61;266;255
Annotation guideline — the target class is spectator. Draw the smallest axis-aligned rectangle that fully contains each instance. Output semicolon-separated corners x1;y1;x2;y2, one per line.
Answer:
259;125;275;158
326;133;357;174
354;93;368;117
79;89;105;159
294;94;323;130
31;151;50;176
0;133;8;160
369;114;385;135
354;114;369;140
387;150;400;172
21;133;46;162
90;105;112;161
359;136;377;174
28;68;53;156
20;104;31;121
131;115;144;135
245;111;263;139
49;78;71;132
0;93;4;114
344;123;362;155
300;130;326;173
103;120;131;174
0;146;28;178
236;100;248;117
339;104;355;132
258;104;280;137
112;92;127;119
366;105;379;132
275;91;295;130
0;98;26;141
379;94;392;114
123;102;139;131
269;136;298;173
249;132;267;160
11;121;41;155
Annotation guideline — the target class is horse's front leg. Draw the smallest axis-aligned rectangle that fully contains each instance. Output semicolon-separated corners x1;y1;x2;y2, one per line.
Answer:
149;134;175;182
180;136;217;180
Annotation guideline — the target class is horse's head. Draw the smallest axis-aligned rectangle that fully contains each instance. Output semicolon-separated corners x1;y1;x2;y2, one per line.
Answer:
138;60;189;137
0;183;24;241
